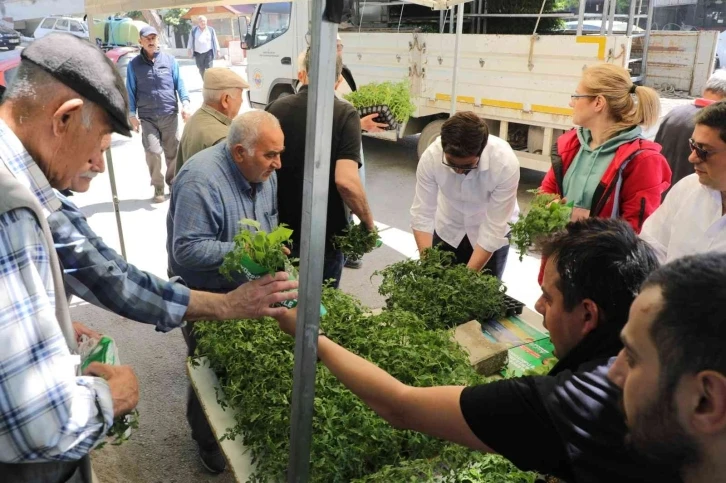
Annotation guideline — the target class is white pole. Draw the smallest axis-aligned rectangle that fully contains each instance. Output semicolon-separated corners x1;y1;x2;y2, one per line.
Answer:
450;3;464;116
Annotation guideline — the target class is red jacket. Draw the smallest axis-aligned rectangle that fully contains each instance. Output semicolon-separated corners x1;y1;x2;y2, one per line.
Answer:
540;129;671;233
537;129;671;284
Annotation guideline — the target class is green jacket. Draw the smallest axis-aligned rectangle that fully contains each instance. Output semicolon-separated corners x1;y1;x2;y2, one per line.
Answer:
176;104;231;174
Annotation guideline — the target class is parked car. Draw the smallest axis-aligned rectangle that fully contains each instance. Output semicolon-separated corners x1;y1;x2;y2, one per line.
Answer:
34;16;89;40
562;20;644;33
0;25;21;50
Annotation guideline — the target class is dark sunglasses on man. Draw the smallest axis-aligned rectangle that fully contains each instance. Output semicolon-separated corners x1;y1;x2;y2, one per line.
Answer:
689;138;726;162
441;142;486;172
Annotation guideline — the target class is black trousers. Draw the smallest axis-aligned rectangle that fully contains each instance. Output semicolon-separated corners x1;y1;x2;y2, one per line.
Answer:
182;320;220;451
194;49;214;79
432;231;510;280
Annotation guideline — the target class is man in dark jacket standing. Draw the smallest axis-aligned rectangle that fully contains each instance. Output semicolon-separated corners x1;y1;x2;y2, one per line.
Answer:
127;26;191;203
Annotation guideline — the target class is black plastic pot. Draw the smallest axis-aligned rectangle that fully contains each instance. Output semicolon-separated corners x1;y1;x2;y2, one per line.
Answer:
356;104;399;131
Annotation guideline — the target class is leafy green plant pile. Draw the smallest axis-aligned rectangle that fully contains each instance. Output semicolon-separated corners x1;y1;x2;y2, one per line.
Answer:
344;80;416;124
509;190;573;262
194;288;488;482
355;445;536;483
375;247;505;330
333;223;380;260
96;410;140;450
220;218;297;279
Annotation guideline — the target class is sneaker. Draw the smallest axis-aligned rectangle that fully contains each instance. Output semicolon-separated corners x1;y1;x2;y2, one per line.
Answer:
345;257;363;269
152;187;165;204
198;445;226;474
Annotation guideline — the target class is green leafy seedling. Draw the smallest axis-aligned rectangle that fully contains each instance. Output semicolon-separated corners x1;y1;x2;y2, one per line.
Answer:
509;190;574;261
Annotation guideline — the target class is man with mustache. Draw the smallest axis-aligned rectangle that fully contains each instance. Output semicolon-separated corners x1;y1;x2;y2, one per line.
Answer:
608;253;726;483
167;109;286;473
127;26;191;202
640;101;726;263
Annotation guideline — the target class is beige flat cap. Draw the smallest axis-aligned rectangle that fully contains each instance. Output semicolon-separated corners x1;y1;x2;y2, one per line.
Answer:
203;68;250;90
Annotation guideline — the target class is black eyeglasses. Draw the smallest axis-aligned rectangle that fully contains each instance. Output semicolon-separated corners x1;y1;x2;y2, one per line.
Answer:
689;138;726;162
442;152;480;172
570;94;597;100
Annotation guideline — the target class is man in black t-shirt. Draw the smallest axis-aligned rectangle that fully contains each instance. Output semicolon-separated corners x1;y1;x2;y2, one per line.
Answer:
266;50;374;288
609;254;726;483
274;218;681;483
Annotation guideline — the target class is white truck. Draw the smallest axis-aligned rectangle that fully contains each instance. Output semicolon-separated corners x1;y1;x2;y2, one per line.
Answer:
242;0;716;172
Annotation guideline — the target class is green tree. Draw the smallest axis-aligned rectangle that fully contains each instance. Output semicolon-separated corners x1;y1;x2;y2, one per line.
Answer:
163;8;192;36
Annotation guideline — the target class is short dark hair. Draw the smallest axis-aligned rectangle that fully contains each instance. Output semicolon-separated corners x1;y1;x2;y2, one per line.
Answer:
539;218;659;326
694;100;726;144
440;112;488;158
643;254;726;397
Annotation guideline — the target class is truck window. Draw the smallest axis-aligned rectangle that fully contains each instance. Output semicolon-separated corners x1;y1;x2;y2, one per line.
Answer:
253;2;291;48
40;18;57;29
70;20;84;33
55;19;70;31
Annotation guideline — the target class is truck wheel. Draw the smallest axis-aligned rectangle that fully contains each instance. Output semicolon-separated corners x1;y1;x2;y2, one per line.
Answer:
270;85;294;102
7;45;15;51
417;119;447;158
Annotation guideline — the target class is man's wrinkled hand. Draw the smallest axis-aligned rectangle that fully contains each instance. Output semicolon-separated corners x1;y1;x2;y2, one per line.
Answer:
130;116;140;133
84;363;139;418
181;109;191;122
73;322;102;344
360;113;388;133
224;272;298;320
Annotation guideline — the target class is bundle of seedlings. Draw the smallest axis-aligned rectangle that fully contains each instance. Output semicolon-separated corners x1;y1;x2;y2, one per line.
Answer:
333;222;381;261
344;80;416;130
375;247;506;330
509;190;573;261
193;288;485;482
220;218;299;308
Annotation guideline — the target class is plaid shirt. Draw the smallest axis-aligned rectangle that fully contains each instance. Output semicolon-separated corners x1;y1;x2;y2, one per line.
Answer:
0;121;113;462
49;193;190;332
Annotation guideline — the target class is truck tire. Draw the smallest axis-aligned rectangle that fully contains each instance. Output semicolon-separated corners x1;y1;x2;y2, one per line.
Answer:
417;119;447;158
270;85;294;103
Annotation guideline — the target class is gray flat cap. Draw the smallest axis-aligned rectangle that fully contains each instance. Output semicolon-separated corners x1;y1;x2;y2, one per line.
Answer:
21;33;132;136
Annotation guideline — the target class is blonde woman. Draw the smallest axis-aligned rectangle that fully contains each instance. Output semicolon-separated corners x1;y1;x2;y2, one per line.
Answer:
540;64;671;233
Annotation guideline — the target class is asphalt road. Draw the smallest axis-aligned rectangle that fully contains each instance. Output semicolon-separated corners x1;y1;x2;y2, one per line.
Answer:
67;58;689;482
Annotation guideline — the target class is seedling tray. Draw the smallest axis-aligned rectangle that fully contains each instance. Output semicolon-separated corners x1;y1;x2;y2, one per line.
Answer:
356;104;399;131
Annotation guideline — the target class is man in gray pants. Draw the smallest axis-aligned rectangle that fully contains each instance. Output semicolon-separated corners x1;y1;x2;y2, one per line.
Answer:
127;26;191;203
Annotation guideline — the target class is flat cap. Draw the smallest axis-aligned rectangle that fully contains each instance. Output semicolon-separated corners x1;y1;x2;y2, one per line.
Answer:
21;33;132;136
140;26;158;38
203;68;249;90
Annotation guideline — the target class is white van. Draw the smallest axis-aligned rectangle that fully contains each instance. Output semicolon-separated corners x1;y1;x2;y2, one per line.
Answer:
34;16;89;40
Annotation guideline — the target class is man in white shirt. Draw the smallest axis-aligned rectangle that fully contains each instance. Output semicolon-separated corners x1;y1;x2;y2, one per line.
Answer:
187;16;221;80
641;101;726;263
410;112;520;278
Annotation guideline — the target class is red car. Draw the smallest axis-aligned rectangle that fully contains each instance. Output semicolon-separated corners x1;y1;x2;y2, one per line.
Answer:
0;45;139;89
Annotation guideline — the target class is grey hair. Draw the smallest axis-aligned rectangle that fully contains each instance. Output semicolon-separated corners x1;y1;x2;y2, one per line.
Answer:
5;61;94;130
227;110;281;156
198;15;207;22
203;87;240;105
704;69;726;98
297;48;343;83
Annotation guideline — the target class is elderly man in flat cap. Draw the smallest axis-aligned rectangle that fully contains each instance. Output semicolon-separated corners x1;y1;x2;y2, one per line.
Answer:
127;26;191;203
176;67;248;174
0;33;137;482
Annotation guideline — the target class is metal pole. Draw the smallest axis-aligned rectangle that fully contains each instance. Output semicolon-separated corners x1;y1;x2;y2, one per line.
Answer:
440;9;444;33
600;0;609;34
577;0;586;36
642;0;654;84
627;0;637;36
105;147;127;261
450;3;464;116
607;0;617;35
449;6;454;33
287;0;338;480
